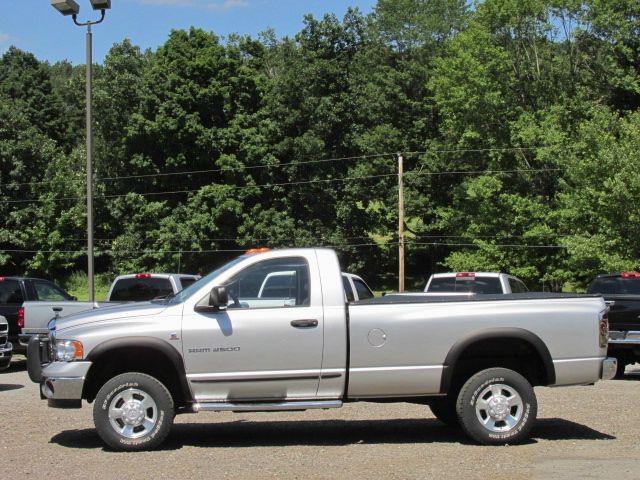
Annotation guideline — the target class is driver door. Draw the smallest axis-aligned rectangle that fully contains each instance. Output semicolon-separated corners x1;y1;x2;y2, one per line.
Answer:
182;256;324;402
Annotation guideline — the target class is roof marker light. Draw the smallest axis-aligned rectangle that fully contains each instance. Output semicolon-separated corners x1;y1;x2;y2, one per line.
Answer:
245;248;272;254
135;273;152;278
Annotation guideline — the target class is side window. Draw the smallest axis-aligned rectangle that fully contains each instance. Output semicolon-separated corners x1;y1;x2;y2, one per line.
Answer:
0;280;23;304
342;276;355;302
508;278;528;294
353;279;374;300
33;281;69;301
179;277;197;290
224;257;310;309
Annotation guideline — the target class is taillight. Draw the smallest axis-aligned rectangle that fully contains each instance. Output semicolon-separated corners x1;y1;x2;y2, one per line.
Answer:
599;309;609;348
135;273;152;278
17;306;24;329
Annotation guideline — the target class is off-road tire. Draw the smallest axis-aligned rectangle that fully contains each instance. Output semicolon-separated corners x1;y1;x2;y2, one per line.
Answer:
93;372;174;451
456;368;537;445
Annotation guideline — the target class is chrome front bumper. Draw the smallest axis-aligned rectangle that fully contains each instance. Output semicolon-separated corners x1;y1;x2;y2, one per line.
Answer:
39;361;92;401
601;357;618;381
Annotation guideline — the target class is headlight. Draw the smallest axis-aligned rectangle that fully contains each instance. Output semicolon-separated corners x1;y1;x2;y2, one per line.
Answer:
55;340;84;362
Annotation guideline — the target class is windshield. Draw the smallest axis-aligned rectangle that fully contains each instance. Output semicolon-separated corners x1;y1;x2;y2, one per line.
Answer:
166;255;249;304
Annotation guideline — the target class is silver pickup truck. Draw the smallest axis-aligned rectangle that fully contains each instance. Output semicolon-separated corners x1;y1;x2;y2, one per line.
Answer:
27;248;616;451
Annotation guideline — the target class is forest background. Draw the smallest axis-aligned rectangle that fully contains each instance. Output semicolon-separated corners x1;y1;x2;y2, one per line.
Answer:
0;0;639;296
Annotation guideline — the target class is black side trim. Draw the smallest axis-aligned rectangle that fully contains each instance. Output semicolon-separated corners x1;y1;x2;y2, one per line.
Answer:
439;327;556;393
86;337;193;402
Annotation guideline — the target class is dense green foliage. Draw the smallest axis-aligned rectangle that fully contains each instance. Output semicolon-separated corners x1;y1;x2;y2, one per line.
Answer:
0;0;639;291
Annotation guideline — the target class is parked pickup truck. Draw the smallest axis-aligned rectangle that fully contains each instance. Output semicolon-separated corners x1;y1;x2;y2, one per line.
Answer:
0;276;76;350
27;248;616;451
19;273;200;347
0;315;12;371
425;272;529;294
587;272;640;377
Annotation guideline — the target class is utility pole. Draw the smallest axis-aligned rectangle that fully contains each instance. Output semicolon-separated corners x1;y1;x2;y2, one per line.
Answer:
398;154;405;292
51;1;110;301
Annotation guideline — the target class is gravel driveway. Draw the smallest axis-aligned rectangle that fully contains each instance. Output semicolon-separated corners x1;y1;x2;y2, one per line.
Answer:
2;356;639;480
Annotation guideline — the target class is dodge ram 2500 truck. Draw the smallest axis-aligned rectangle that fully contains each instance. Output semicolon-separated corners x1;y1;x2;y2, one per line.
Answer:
27;248;616;451
587;272;640;377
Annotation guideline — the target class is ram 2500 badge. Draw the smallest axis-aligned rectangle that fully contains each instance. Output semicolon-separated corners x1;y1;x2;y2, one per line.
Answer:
27;248;616;451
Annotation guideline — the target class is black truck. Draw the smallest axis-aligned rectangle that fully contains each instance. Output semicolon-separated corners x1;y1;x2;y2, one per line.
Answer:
0;277;75;351
587;272;640;377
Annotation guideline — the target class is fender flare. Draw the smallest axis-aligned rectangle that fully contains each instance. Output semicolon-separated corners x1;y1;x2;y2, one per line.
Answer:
439;327;556;393
86;336;193;402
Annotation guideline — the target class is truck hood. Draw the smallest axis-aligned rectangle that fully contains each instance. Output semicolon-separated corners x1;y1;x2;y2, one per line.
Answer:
54;301;168;332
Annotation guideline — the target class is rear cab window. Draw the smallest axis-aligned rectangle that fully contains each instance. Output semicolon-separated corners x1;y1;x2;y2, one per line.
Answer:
428;276;503;294
110;277;174;301
588;276;640;294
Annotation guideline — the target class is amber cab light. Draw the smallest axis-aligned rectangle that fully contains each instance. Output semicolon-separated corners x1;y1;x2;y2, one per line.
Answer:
245;248;272;254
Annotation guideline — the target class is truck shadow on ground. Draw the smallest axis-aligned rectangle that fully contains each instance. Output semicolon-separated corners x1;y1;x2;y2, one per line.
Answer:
50;417;614;451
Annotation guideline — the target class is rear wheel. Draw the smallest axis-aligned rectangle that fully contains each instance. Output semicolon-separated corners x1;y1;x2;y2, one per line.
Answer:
93;372;175;451
456;368;537;445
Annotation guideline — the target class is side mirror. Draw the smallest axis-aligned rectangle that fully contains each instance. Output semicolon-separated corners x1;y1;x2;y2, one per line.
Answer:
209;286;228;309
195;286;228;313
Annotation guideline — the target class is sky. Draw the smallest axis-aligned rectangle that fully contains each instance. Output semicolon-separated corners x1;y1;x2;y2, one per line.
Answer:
0;0;378;64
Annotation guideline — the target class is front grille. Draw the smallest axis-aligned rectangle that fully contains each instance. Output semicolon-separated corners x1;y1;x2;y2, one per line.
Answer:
0;322;7;347
0;335;7;347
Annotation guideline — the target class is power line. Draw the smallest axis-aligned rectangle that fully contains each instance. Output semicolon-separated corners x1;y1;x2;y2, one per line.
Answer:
0;144;563;191
0;172;399;205
0;166;564;206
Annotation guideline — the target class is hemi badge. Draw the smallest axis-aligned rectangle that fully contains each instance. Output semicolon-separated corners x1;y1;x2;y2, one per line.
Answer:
169;333;180;341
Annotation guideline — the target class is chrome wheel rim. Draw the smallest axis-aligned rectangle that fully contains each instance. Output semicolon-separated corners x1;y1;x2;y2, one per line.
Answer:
108;388;158;439
474;383;523;433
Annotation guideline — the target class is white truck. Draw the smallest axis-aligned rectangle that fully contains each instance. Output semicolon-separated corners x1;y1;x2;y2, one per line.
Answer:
27;248;616;451
19;273;199;346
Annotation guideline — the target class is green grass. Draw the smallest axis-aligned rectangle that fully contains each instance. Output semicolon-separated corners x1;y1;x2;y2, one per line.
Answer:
62;271;112;301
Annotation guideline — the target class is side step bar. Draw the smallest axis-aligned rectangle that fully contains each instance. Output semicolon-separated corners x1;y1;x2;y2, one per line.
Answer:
193;400;343;412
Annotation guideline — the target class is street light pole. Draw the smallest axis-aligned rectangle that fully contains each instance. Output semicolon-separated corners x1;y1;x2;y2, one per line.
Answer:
51;1;108;301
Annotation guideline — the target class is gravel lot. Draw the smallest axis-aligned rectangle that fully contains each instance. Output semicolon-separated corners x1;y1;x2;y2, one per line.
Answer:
2;355;639;480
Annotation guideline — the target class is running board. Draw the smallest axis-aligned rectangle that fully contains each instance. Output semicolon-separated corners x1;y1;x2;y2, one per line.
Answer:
193;400;343;412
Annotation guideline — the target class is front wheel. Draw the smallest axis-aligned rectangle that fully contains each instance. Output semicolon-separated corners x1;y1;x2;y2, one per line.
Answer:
456;368;537;445
93;372;175;451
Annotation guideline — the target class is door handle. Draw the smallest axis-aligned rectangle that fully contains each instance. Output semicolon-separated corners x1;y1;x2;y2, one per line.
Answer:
290;319;318;328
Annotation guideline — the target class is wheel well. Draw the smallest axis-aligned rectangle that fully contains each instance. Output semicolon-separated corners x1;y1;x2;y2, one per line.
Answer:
445;337;551;395
82;347;190;407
